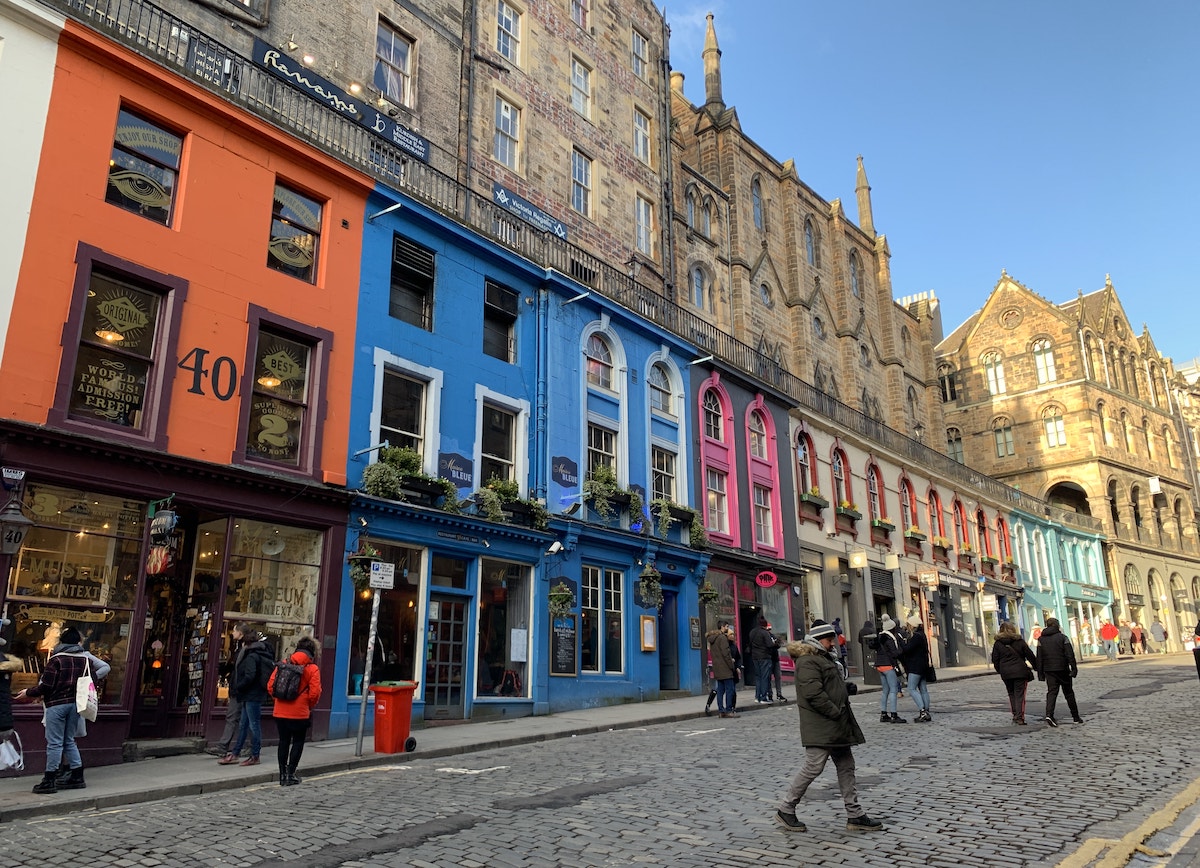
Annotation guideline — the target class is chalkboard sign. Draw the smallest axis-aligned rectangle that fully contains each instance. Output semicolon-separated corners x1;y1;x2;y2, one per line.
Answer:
689;617;702;649
550;615;578;676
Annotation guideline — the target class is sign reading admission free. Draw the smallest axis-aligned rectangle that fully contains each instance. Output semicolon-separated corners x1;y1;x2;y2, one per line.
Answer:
251;39;430;164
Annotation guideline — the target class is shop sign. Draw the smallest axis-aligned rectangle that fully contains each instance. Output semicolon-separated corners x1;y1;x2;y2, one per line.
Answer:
438;452;473;488
937;570;975;590
755;570;777;588
1127;593;1145;606
917;569;939;587
551;456;579;488
493;183;568;239
12;603;115;623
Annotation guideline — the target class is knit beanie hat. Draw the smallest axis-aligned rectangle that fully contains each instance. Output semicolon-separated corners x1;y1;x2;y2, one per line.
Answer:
880;616;897;632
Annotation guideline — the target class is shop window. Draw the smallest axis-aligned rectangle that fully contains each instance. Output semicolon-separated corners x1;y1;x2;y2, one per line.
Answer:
8;483;146;704
477;559;530;698
266;182;322;283
106;107;182;226
581;565;623;674
349;543;422;694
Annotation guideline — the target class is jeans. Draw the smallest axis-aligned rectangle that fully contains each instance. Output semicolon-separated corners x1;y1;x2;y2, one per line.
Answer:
878;668;900;713
716;678;736;713
43;703;82;773
1102;639;1117;661
216;694;242;752
779;746;863;819
754;659;773;701
276;717;310;773
907;672;929;711
231;699;262;758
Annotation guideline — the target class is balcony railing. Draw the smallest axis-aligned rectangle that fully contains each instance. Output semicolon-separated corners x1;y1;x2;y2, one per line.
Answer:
45;0;1094;529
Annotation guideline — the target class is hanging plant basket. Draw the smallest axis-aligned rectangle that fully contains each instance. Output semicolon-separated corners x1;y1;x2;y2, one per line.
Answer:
347;543;382;592
698;581;720;611
638;565;664;610
548;581;576;618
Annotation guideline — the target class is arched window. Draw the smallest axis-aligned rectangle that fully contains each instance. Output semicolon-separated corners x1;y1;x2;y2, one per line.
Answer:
685;190;696;229
899;476;918;531
1124;563;1143;596
1097;401;1110;446
648;362;672;415
1121;411;1134;452
953;500;968;550
1084;332;1098;380
796;432;815;495
748;411;767;459
832;448;851;507
928;489;945;538
812;316;825;340
1163;426;1175;468
1142;418;1153;459
1015;523;1029;571
849;251;861;297
1034;531;1050;587
804;219;816;265
703;200;713;238
751;178;763;229
983;352;1006;395
867;463;884;522
938;363;958;402
702;389;723;441
1130;485;1144;535
1107;479;1122;536
1128;354;1141;398
585;333;613;390
1032;339;1056;383
1149;363;1162;407
1043;406;1066;447
947;427;964;463
997;517;1011;562
1174;498;1185;550
691;266;710;311
993;416;1014;457
976;508;992;557
907;386;919;424
758;282;773;308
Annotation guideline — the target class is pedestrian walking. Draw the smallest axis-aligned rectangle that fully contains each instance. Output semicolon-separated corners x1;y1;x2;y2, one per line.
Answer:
1130;623;1144;655
268;635;322;786
1118;621;1133;655
219;628;274;766
1099;619;1119;662
767;623;785;703
774;622;884;834
897;615;933;722
13;627;99;793
706;623;739;719
1192;620;1200;682
1035;618;1082;726
1150;619;1167;654
873;616;906;723
749;615;777;703
208;623;248;757
991;620;1037;724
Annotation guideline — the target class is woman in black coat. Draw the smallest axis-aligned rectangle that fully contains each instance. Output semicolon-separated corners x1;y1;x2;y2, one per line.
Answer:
898;615;933;722
991;620;1037;725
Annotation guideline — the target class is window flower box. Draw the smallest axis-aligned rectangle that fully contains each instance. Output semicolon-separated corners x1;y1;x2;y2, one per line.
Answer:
799;491;829;509
904;528;926;541
835;506;861;521
870;518;895;532
798;492;827;527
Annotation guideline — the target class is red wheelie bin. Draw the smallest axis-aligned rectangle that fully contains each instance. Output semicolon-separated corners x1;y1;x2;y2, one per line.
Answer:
369;681;419;753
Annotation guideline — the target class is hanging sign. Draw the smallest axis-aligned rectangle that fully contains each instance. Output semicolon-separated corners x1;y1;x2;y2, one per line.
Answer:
755;571;778;588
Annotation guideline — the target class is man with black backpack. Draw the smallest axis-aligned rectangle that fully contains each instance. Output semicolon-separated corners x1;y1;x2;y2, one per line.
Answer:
218;628;273;767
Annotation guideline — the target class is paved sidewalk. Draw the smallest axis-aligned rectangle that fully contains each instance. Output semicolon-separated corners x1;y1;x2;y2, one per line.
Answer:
0;659;1035;823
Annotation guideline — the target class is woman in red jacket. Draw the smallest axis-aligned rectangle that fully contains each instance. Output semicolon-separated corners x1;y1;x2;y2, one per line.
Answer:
267;635;322;786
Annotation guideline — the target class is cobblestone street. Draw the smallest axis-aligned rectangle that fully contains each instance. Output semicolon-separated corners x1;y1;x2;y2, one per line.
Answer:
1;659;1197;868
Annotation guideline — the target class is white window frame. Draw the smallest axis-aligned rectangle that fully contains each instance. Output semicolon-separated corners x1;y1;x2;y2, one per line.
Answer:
493;94;520;170
571;57;592;118
631;28;648;79
706;467;729;534
496;1;521;63
633;109;652;164
375;20;413;107
635;195;654;256
474;384;530;494
753;484;773;546
371;348;443;474
571;149;592;216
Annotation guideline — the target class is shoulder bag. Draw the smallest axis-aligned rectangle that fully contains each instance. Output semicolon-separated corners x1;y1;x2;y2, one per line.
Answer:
75;656;99;722
0;730;23;771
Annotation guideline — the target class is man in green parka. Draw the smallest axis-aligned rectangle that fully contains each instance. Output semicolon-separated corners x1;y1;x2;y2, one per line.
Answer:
775;622;884;833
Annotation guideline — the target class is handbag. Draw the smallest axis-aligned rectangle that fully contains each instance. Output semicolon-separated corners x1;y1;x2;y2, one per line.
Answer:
0;730;24;771
76;657;99;722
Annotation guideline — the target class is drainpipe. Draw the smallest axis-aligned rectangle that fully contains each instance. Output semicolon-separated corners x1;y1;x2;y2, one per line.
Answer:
462;0;478;219
533;283;550;501
660;15;676;300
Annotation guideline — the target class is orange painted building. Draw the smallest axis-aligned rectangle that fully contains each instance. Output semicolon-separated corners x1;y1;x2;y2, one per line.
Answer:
0;21;372;768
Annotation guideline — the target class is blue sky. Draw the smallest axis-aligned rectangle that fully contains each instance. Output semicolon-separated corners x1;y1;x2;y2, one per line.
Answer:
662;1;1200;365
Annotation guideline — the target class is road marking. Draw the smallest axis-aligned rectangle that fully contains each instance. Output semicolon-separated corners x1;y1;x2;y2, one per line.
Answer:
675;728;724;737
1057;776;1200;868
29;808;131;824
437;766;508;775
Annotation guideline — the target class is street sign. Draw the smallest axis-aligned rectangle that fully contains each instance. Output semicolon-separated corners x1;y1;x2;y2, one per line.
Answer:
369;561;396;590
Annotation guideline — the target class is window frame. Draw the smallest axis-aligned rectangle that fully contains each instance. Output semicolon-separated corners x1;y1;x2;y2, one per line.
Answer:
1032;339;1057;384
570;56;592;118
390;234;435;331
648;362;673;416
571;0;589;29
585;333;614;391
106;106;183;227
651;445;676;502
49;243;187;449
496;0;522;64
234;304;332;480
375;19;414;108
751;178;764;229
635;194;654;256
1044;407;1066;448
571;149;592;217
493;94;521;171
631;28;649;79
482;279;519;363
983;352;1006;395
633;108;652;165
266;181;323;284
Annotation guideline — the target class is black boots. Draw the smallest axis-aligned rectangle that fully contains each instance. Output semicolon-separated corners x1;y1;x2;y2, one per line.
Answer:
59;767;86;790
32;772;57;794
889;713;908;724
915;710;932;723
280;762;300;786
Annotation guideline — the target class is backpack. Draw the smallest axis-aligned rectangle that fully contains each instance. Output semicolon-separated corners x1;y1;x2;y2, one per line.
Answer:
271;661;305;701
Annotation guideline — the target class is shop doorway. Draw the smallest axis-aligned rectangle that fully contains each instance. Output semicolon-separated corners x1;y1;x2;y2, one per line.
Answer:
938;588;959;667
658;590;679;690
425;594;467;720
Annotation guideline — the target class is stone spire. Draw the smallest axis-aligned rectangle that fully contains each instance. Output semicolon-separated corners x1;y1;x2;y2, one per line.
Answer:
855;155;875;237
703;13;724;109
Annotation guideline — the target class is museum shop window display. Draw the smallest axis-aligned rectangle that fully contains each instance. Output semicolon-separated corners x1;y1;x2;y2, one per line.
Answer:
5;483;146;704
